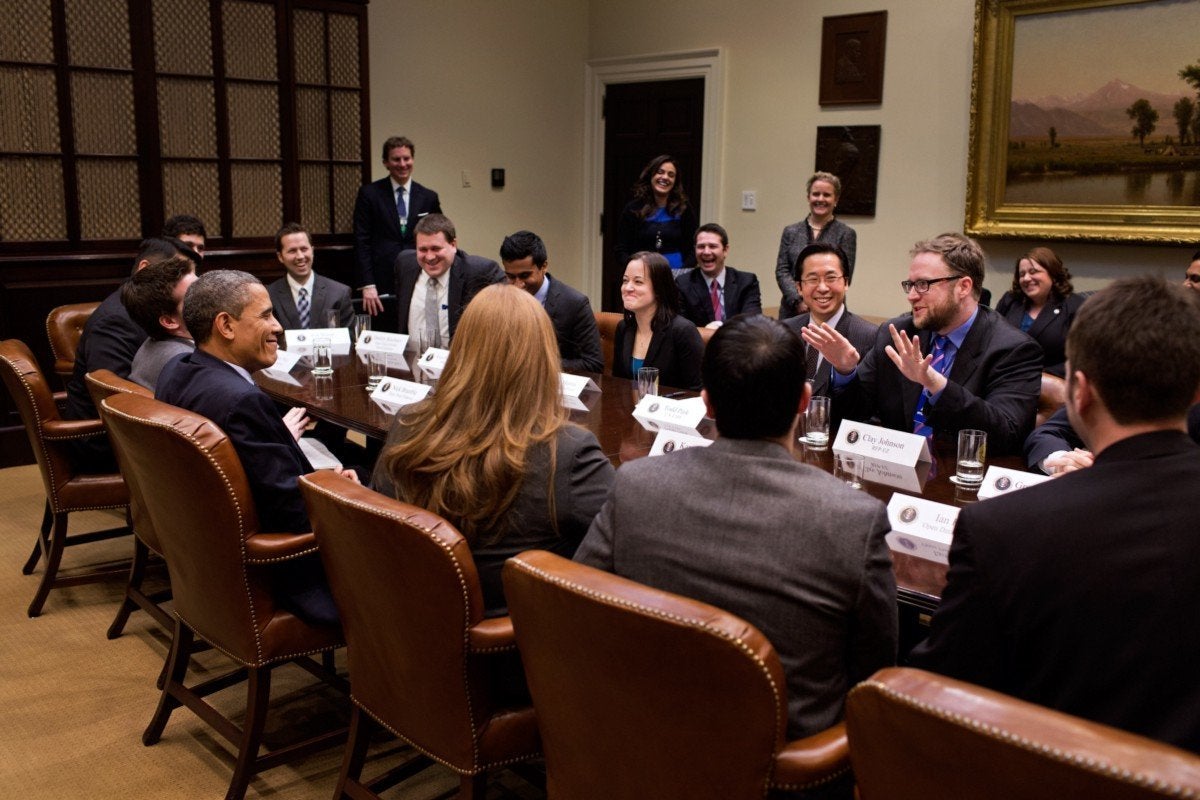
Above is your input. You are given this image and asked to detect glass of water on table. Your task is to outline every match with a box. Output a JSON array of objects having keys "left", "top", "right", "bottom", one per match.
[{"left": 956, "top": 429, "right": 987, "bottom": 487}]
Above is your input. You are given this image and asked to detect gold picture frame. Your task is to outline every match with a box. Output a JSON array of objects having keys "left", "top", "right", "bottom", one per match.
[{"left": 965, "top": 0, "right": 1200, "bottom": 243}]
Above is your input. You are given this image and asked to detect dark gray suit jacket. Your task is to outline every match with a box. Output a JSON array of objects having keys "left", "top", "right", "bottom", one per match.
[
  {"left": 775, "top": 218, "right": 857, "bottom": 317},
  {"left": 783, "top": 308, "right": 878, "bottom": 398},
  {"left": 576, "top": 437, "right": 897, "bottom": 739},
  {"left": 267, "top": 274, "right": 354, "bottom": 331},
  {"left": 675, "top": 266, "right": 763, "bottom": 326},
  {"left": 544, "top": 276, "right": 603, "bottom": 373},
  {"left": 393, "top": 249, "right": 505, "bottom": 340}
]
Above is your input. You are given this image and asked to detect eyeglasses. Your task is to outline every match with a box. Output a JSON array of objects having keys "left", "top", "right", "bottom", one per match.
[
  {"left": 1185, "top": 273, "right": 1200, "bottom": 285},
  {"left": 798, "top": 274, "right": 846, "bottom": 287},
  {"left": 900, "top": 276, "right": 961, "bottom": 294}
]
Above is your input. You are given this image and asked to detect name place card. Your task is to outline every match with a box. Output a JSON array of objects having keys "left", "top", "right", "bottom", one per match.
[
  {"left": 356, "top": 330, "right": 409, "bottom": 355},
  {"left": 560, "top": 373, "right": 601, "bottom": 411},
  {"left": 370, "top": 378, "right": 432, "bottom": 414},
  {"left": 834, "top": 420, "right": 931, "bottom": 468},
  {"left": 298, "top": 436, "right": 342, "bottom": 471},
  {"left": 854, "top": 454, "right": 932, "bottom": 494},
  {"left": 885, "top": 494, "right": 959, "bottom": 564},
  {"left": 284, "top": 327, "right": 352, "bottom": 353},
  {"left": 649, "top": 430, "right": 713, "bottom": 456},
  {"left": 258, "top": 348, "right": 303, "bottom": 383},
  {"left": 975, "top": 465, "right": 1052, "bottom": 500},
  {"left": 416, "top": 347, "right": 450, "bottom": 379},
  {"left": 632, "top": 394, "right": 706, "bottom": 435}
]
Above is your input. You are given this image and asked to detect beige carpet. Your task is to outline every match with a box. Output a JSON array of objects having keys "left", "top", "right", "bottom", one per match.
[{"left": 0, "top": 464, "right": 541, "bottom": 799}]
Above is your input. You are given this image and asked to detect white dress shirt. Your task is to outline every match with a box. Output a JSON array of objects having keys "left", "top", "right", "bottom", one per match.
[{"left": 408, "top": 268, "right": 452, "bottom": 351}]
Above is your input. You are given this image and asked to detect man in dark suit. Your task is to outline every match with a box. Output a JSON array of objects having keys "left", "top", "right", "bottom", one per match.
[
  {"left": 499, "top": 230, "right": 603, "bottom": 373},
  {"left": 912, "top": 276, "right": 1200, "bottom": 754},
  {"left": 64, "top": 237, "right": 200, "bottom": 471},
  {"left": 157, "top": 270, "right": 360, "bottom": 626},
  {"left": 352, "top": 135, "right": 442, "bottom": 331},
  {"left": 809, "top": 233, "right": 1042, "bottom": 455},
  {"left": 395, "top": 214, "right": 504, "bottom": 349},
  {"left": 266, "top": 222, "right": 354, "bottom": 331},
  {"left": 675, "top": 223, "right": 762, "bottom": 327},
  {"left": 577, "top": 315, "right": 896, "bottom": 747}
]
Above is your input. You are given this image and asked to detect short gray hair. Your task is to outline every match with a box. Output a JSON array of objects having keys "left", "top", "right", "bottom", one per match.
[{"left": 183, "top": 270, "right": 261, "bottom": 345}]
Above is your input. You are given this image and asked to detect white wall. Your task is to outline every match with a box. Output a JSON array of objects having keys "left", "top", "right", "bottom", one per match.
[{"left": 367, "top": 1, "right": 589, "bottom": 284}]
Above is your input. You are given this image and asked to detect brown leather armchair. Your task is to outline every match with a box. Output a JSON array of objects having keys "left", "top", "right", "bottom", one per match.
[
  {"left": 99, "top": 392, "right": 345, "bottom": 800},
  {"left": 0, "top": 339, "right": 129, "bottom": 617},
  {"left": 502, "top": 550, "right": 850, "bottom": 800},
  {"left": 85, "top": 369, "right": 172, "bottom": 638},
  {"left": 846, "top": 667, "right": 1200, "bottom": 800},
  {"left": 46, "top": 301, "right": 100, "bottom": 382},
  {"left": 299, "top": 470, "right": 541, "bottom": 800},
  {"left": 594, "top": 310, "right": 622, "bottom": 374},
  {"left": 1038, "top": 371, "right": 1067, "bottom": 427}
]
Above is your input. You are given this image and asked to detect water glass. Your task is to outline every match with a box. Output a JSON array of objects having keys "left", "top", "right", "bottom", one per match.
[
  {"left": 836, "top": 453, "right": 865, "bottom": 489},
  {"left": 637, "top": 366, "right": 660, "bottom": 398},
  {"left": 804, "top": 395, "right": 831, "bottom": 448},
  {"left": 312, "top": 337, "right": 333, "bottom": 376},
  {"left": 353, "top": 313, "right": 371, "bottom": 341},
  {"left": 956, "top": 429, "right": 987, "bottom": 486},
  {"left": 367, "top": 350, "right": 388, "bottom": 389},
  {"left": 313, "top": 375, "right": 334, "bottom": 401}
]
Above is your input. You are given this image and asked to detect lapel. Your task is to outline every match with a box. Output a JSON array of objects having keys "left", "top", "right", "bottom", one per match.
[
  {"left": 395, "top": 255, "right": 421, "bottom": 334},
  {"left": 619, "top": 317, "right": 635, "bottom": 371},
  {"left": 1025, "top": 297, "right": 1061, "bottom": 340},
  {"left": 447, "top": 252, "right": 468, "bottom": 331},
  {"left": 377, "top": 179, "right": 403, "bottom": 238},
  {"left": 308, "top": 277, "right": 327, "bottom": 325},
  {"left": 689, "top": 270, "right": 715, "bottom": 325},
  {"left": 644, "top": 321, "right": 667, "bottom": 366},
  {"left": 720, "top": 269, "right": 737, "bottom": 320},
  {"left": 946, "top": 309, "right": 988, "bottom": 388},
  {"left": 896, "top": 319, "right": 927, "bottom": 423},
  {"left": 271, "top": 281, "right": 301, "bottom": 329}
]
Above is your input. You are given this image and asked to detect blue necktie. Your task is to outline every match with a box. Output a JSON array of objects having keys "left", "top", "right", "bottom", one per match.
[
  {"left": 912, "top": 335, "right": 951, "bottom": 438},
  {"left": 396, "top": 186, "right": 408, "bottom": 235},
  {"left": 297, "top": 287, "right": 310, "bottom": 329}
]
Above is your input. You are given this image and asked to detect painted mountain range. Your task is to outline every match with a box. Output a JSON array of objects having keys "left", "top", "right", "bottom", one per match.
[{"left": 1010, "top": 78, "right": 1189, "bottom": 138}]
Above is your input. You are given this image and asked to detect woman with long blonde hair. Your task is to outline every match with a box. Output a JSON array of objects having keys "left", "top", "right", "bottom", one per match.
[{"left": 372, "top": 284, "right": 614, "bottom": 613}]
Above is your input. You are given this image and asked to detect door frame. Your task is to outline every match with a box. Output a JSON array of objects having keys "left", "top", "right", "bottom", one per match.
[{"left": 582, "top": 48, "right": 725, "bottom": 303}]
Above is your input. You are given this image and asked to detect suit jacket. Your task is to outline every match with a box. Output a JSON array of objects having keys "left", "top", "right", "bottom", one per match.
[
  {"left": 675, "top": 266, "right": 763, "bottom": 326},
  {"left": 614, "top": 201, "right": 699, "bottom": 269},
  {"left": 612, "top": 314, "right": 703, "bottom": 391},
  {"left": 782, "top": 308, "right": 878, "bottom": 398},
  {"left": 774, "top": 218, "right": 857, "bottom": 317},
  {"left": 156, "top": 349, "right": 313, "bottom": 533},
  {"left": 351, "top": 177, "right": 441, "bottom": 294},
  {"left": 995, "top": 291, "right": 1087, "bottom": 377},
  {"left": 394, "top": 249, "right": 505, "bottom": 340},
  {"left": 911, "top": 430, "right": 1200, "bottom": 753},
  {"left": 1025, "top": 403, "right": 1200, "bottom": 470},
  {"left": 576, "top": 437, "right": 897, "bottom": 739},
  {"left": 373, "top": 424, "right": 614, "bottom": 616},
  {"left": 267, "top": 274, "right": 355, "bottom": 331},
  {"left": 128, "top": 337, "right": 194, "bottom": 391},
  {"left": 837, "top": 306, "right": 1043, "bottom": 455},
  {"left": 543, "top": 276, "right": 604, "bottom": 373}
]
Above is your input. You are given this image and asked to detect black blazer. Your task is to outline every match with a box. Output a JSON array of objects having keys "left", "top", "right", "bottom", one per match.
[
  {"left": 837, "top": 306, "right": 1043, "bottom": 455},
  {"left": 267, "top": 274, "right": 355, "bottom": 331},
  {"left": 995, "top": 291, "right": 1087, "bottom": 377},
  {"left": 675, "top": 266, "right": 763, "bottom": 326},
  {"left": 783, "top": 308, "right": 878, "bottom": 398},
  {"left": 912, "top": 430, "right": 1200, "bottom": 753},
  {"left": 1025, "top": 403, "right": 1200, "bottom": 471},
  {"left": 394, "top": 249, "right": 505, "bottom": 340},
  {"left": 612, "top": 314, "right": 704, "bottom": 391},
  {"left": 351, "top": 177, "right": 441, "bottom": 294},
  {"left": 614, "top": 201, "right": 699, "bottom": 270},
  {"left": 544, "top": 276, "right": 604, "bottom": 373}
]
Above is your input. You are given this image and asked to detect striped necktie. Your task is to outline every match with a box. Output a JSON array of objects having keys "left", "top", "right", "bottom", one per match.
[
  {"left": 912, "top": 335, "right": 951, "bottom": 438},
  {"left": 297, "top": 287, "right": 310, "bottom": 329}
]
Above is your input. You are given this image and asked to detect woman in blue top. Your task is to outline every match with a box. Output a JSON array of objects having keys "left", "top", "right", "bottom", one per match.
[
  {"left": 612, "top": 251, "right": 703, "bottom": 391},
  {"left": 615, "top": 155, "right": 699, "bottom": 276},
  {"left": 995, "top": 246, "right": 1085, "bottom": 378}
]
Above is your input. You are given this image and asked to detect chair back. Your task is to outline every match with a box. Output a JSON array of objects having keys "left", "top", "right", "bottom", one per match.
[
  {"left": 300, "top": 470, "right": 500, "bottom": 771},
  {"left": 46, "top": 301, "right": 100, "bottom": 378},
  {"left": 502, "top": 550, "right": 789, "bottom": 800},
  {"left": 594, "top": 311, "right": 622, "bottom": 374},
  {"left": 87, "top": 370, "right": 158, "bottom": 551},
  {"left": 1037, "top": 372, "right": 1067, "bottom": 427},
  {"left": 0, "top": 339, "right": 80, "bottom": 505},
  {"left": 846, "top": 667, "right": 1200, "bottom": 800},
  {"left": 100, "top": 392, "right": 279, "bottom": 662}
]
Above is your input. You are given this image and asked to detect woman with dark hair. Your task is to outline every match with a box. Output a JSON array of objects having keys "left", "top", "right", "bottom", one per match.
[
  {"left": 612, "top": 251, "right": 703, "bottom": 390},
  {"left": 614, "top": 155, "right": 699, "bottom": 275},
  {"left": 995, "top": 246, "right": 1085, "bottom": 377},
  {"left": 372, "top": 284, "right": 614, "bottom": 615},
  {"left": 775, "top": 171, "right": 857, "bottom": 320}
]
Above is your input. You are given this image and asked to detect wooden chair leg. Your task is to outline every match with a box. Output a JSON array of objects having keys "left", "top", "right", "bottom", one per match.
[
  {"left": 143, "top": 621, "right": 193, "bottom": 746},
  {"left": 22, "top": 501, "right": 52, "bottom": 575},
  {"left": 225, "top": 666, "right": 271, "bottom": 800},
  {"left": 458, "top": 772, "right": 488, "bottom": 799},
  {"left": 107, "top": 536, "right": 151, "bottom": 639},
  {"left": 334, "top": 707, "right": 375, "bottom": 800},
  {"left": 27, "top": 511, "right": 67, "bottom": 617}
]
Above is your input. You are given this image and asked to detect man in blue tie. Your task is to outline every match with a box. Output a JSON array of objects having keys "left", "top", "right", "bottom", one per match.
[{"left": 805, "top": 232, "right": 1041, "bottom": 454}]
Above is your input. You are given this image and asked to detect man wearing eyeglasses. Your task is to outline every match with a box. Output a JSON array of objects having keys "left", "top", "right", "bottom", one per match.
[
  {"left": 1183, "top": 250, "right": 1200, "bottom": 292},
  {"left": 805, "top": 232, "right": 1042, "bottom": 455}
]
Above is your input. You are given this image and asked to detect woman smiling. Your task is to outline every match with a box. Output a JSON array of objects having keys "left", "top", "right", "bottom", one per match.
[{"left": 995, "top": 247, "right": 1085, "bottom": 377}]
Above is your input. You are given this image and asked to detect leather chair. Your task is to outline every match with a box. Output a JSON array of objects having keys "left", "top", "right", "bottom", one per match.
[
  {"left": 1037, "top": 371, "right": 1067, "bottom": 427},
  {"left": 298, "top": 471, "right": 541, "bottom": 800},
  {"left": 0, "top": 339, "right": 130, "bottom": 617},
  {"left": 502, "top": 550, "right": 850, "bottom": 800},
  {"left": 46, "top": 301, "right": 100, "bottom": 382},
  {"left": 594, "top": 310, "right": 622, "bottom": 374},
  {"left": 847, "top": 667, "right": 1200, "bottom": 800},
  {"left": 85, "top": 369, "right": 173, "bottom": 638},
  {"left": 99, "top": 392, "right": 346, "bottom": 800}
]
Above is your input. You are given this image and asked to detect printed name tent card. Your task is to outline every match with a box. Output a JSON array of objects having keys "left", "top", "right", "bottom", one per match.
[
  {"left": 356, "top": 330, "right": 408, "bottom": 355},
  {"left": 284, "top": 327, "right": 352, "bottom": 353},
  {"left": 885, "top": 494, "right": 959, "bottom": 564},
  {"left": 370, "top": 378, "right": 432, "bottom": 414},
  {"left": 833, "top": 420, "right": 931, "bottom": 467},
  {"left": 560, "top": 373, "right": 601, "bottom": 411},
  {"left": 975, "top": 465, "right": 1052, "bottom": 500},
  {"left": 649, "top": 430, "right": 713, "bottom": 456},
  {"left": 258, "top": 348, "right": 303, "bottom": 384},
  {"left": 632, "top": 395, "right": 705, "bottom": 435},
  {"left": 415, "top": 347, "right": 450, "bottom": 379}
]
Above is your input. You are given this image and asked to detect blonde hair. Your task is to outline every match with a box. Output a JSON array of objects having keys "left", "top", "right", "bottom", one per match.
[{"left": 381, "top": 284, "right": 568, "bottom": 541}]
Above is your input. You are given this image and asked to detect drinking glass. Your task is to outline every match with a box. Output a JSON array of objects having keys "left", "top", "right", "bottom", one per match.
[
  {"left": 367, "top": 350, "right": 388, "bottom": 390},
  {"left": 312, "top": 337, "right": 333, "bottom": 376},
  {"left": 637, "top": 367, "right": 660, "bottom": 399},
  {"left": 804, "top": 396, "right": 831, "bottom": 448},
  {"left": 956, "top": 429, "right": 987, "bottom": 486}
]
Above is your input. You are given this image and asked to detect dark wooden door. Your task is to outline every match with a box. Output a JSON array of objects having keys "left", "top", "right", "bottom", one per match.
[{"left": 601, "top": 78, "right": 705, "bottom": 312}]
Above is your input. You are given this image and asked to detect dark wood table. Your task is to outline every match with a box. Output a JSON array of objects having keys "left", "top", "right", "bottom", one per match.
[{"left": 255, "top": 350, "right": 1031, "bottom": 638}]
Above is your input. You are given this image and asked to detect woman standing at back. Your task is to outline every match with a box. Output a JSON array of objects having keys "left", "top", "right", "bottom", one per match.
[
  {"left": 775, "top": 171, "right": 857, "bottom": 320},
  {"left": 615, "top": 154, "right": 699, "bottom": 276}
]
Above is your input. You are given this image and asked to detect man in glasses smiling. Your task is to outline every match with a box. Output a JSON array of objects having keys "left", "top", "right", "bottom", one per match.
[{"left": 805, "top": 232, "right": 1042, "bottom": 455}]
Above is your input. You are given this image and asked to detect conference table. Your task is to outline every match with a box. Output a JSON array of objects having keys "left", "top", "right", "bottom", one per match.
[{"left": 256, "top": 346, "right": 1031, "bottom": 645}]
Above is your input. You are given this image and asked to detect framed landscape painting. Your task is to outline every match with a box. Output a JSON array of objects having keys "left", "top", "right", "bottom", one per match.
[{"left": 964, "top": 0, "right": 1200, "bottom": 243}]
